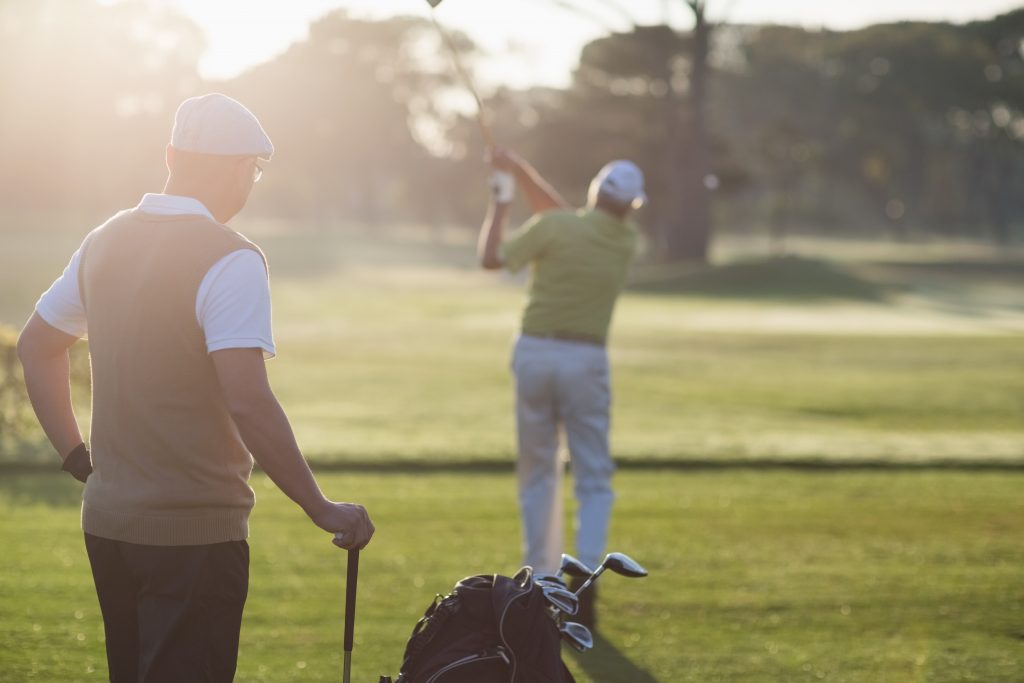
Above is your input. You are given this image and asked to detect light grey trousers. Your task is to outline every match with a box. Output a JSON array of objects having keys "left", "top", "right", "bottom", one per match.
[{"left": 511, "top": 334, "right": 615, "bottom": 575}]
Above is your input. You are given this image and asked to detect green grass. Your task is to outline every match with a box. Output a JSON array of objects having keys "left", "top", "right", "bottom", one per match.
[
  {"left": 261, "top": 259, "right": 1024, "bottom": 464},
  {"left": 2, "top": 223, "right": 1023, "bottom": 681},
  {"left": 268, "top": 308, "right": 1024, "bottom": 464},
  {"left": 2, "top": 225, "right": 1023, "bottom": 464},
  {"left": 1, "top": 470, "right": 1022, "bottom": 682}
]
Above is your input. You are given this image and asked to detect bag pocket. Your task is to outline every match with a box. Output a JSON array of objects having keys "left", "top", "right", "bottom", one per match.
[{"left": 426, "top": 651, "right": 509, "bottom": 683}]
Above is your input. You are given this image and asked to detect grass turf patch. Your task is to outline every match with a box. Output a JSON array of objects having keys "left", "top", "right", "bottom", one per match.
[
  {"left": 265, "top": 285, "right": 1024, "bottom": 463},
  {"left": 1, "top": 470, "right": 1022, "bottom": 682},
  {"left": 2, "top": 227, "right": 1022, "bottom": 465}
]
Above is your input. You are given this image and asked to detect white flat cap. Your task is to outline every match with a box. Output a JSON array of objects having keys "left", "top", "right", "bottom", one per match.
[{"left": 170, "top": 93, "right": 274, "bottom": 159}]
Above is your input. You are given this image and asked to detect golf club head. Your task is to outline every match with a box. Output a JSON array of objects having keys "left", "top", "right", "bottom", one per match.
[
  {"left": 533, "top": 573, "right": 567, "bottom": 587},
  {"left": 559, "top": 621, "right": 594, "bottom": 652},
  {"left": 603, "top": 552, "right": 648, "bottom": 578},
  {"left": 540, "top": 585, "right": 580, "bottom": 616},
  {"left": 559, "top": 554, "right": 593, "bottom": 579}
]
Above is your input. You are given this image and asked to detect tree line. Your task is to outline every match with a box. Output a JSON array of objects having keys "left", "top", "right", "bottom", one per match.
[{"left": 1, "top": 1, "right": 1021, "bottom": 262}]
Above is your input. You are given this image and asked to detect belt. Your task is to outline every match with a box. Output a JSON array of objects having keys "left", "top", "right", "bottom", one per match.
[{"left": 523, "top": 332, "right": 606, "bottom": 348}]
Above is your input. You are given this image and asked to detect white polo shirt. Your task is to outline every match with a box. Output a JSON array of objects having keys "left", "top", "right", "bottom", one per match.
[{"left": 35, "top": 194, "right": 276, "bottom": 359}]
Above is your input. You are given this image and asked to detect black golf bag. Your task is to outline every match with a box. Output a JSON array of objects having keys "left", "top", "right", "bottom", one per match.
[{"left": 380, "top": 567, "right": 575, "bottom": 683}]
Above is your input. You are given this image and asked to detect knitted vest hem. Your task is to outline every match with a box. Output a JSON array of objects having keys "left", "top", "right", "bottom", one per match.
[{"left": 82, "top": 501, "right": 249, "bottom": 546}]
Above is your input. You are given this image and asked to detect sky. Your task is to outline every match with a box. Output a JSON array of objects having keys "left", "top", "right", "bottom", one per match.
[{"left": 154, "top": 0, "right": 1024, "bottom": 88}]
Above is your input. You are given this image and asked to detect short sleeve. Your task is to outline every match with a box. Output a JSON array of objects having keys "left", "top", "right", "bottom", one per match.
[
  {"left": 499, "top": 213, "right": 555, "bottom": 274},
  {"left": 35, "top": 244, "right": 88, "bottom": 339},
  {"left": 197, "top": 250, "right": 276, "bottom": 359}
]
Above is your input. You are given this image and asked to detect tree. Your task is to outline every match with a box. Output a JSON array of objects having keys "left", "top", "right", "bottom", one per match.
[
  {"left": 671, "top": 1, "right": 714, "bottom": 262},
  {"left": 223, "top": 12, "right": 464, "bottom": 226},
  {"left": 537, "top": 0, "right": 732, "bottom": 262},
  {"left": 714, "top": 14, "right": 1024, "bottom": 243},
  {"left": 0, "top": 0, "right": 203, "bottom": 213}
]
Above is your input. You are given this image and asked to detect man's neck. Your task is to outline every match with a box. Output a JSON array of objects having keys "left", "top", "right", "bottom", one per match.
[
  {"left": 162, "top": 181, "right": 226, "bottom": 223},
  {"left": 594, "top": 201, "right": 631, "bottom": 221}
]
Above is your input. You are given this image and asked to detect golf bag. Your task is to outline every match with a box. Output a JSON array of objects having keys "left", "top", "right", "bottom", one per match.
[{"left": 380, "top": 567, "right": 575, "bottom": 683}]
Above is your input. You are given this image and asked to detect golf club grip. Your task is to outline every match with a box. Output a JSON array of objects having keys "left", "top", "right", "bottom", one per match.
[{"left": 344, "top": 549, "right": 359, "bottom": 653}]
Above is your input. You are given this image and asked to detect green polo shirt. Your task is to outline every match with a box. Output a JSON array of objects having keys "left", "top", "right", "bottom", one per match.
[{"left": 500, "top": 208, "right": 638, "bottom": 341}]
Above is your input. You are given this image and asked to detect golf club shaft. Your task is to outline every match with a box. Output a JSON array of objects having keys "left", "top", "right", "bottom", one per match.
[
  {"left": 344, "top": 549, "right": 359, "bottom": 683},
  {"left": 428, "top": 11, "right": 496, "bottom": 148},
  {"left": 572, "top": 565, "right": 606, "bottom": 597}
]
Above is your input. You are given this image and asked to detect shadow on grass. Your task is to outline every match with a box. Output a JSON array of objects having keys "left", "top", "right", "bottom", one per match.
[
  {"left": 4, "top": 457, "right": 1024, "bottom": 482},
  {"left": 2, "top": 455, "right": 1021, "bottom": 507},
  {"left": 298, "top": 458, "right": 1024, "bottom": 473},
  {"left": 629, "top": 256, "right": 891, "bottom": 302},
  {"left": 866, "top": 259, "right": 1024, "bottom": 281},
  {"left": 568, "top": 631, "right": 659, "bottom": 683}
]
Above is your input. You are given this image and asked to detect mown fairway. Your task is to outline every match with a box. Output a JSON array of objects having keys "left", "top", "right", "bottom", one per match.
[
  {"left": 1, "top": 470, "right": 1022, "bottom": 682},
  {"left": 2, "top": 222, "right": 1023, "bottom": 681},
  {"left": 3, "top": 226, "right": 1023, "bottom": 465}
]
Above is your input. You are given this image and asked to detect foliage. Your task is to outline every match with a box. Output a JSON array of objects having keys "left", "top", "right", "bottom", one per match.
[
  {"left": 0, "top": 324, "right": 90, "bottom": 459},
  {"left": 710, "top": 14, "right": 1024, "bottom": 243},
  {"left": 222, "top": 13, "right": 468, "bottom": 227},
  {"left": 496, "top": 11, "right": 1024, "bottom": 250},
  {"left": 1, "top": 3, "right": 1022, "bottom": 248},
  {"left": 0, "top": 0, "right": 203, "bottom": 212},
  {"left": 0, "top": 326, "right": 28, "bottom": 446}
]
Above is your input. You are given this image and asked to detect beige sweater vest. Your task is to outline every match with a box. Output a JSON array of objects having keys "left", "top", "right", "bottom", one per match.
[{"left": 78, "top": 210, "right": 263, "bottom": 545}]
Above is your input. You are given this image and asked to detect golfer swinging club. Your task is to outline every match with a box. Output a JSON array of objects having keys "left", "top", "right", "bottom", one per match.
[
  {"left": 17, "top": 93, "right": 374, "bottom": 682},
  {"left": 478, "top": 147, "right": 645, "bottom": 627}
]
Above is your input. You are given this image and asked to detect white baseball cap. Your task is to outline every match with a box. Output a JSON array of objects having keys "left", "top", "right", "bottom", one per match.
[
  {"left": 170, "top": 93, "right": 274, "bottom": 159},
  {"left": 589, "top": 160, "right": 646, "bottom": 209}
]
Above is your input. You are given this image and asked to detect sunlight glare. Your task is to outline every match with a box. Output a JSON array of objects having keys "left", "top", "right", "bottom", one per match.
[{"left": 151, "top": 0, "right": 1024, "bottom": 89}]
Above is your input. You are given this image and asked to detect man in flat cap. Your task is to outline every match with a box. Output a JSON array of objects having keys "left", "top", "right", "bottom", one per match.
[
  {"left": 478, "top": 147, "right": 645, "bottom": 628},
  {"left": 17, "top": 93, "right": 374, "bottom": 682}
]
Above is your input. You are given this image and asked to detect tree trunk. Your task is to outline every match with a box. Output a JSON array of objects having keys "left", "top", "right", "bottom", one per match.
[
  {"left": 653, "top": 26, "right": 683, "bottom": 259},
  {"left": 663, "top": 1, "right": 712, "bottom": 263}
]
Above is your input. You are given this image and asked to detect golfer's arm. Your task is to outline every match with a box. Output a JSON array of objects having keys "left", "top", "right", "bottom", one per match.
[
  {"left": 212, "top": 348, "right": 330, "bottom": 520},
  {"left": 478, "top": 200, "right": 511, "bottom": 270},
  {"left": 511, "top": 158, "right": 570, "bottom": 214},
  {"left": 17, "top": 313, "right": 84, "bottom": 460}
]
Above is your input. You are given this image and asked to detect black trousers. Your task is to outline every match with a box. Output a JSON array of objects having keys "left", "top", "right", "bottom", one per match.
[{"left": 84, "top": 533, "right": 249, "bottom": 683}]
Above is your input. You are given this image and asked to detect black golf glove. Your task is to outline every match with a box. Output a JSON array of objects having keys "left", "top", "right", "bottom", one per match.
[{"left": 61, "top": 443, "right": 93, "bottom": 483}]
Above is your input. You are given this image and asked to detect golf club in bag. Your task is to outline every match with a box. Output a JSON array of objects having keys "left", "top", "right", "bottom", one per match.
[{"left": 377, "top": 552, "right": 648, "bottom": 683}]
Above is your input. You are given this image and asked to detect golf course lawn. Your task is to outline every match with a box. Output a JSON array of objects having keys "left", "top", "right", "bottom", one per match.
[
  {"left": 1, "top": 469, "right": 1022, "bottom": 682},
  {"left": 2, "top": 226, "right": 1022, "bottom": 681},
  {"left": 3, "top": 226, "right": 1023, "bottom": 467}
]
